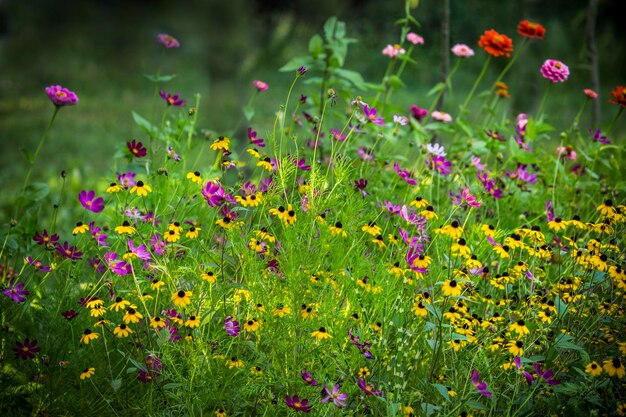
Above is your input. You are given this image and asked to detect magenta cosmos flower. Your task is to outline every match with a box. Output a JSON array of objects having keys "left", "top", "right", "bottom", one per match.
[
  {"left": 321, "top": 383, "right": 348, "bottom": 407},
  {"left": 394, "top": 162, "right": 417, "bottom": 185},
  {"left": 45, "top": 85, "right": 78, "bottom": 107},
  {"left": 157, "top": 33, "right": 180, "bottom": 48},
  {"left": 127, "top": 140, "right": 147, "bottom": 158},
  {"left": 3, "top": 279, "right": 29, "bottom": 303},
  {"left": 540, "top": 59, "right": 569, "bottom": 83},
  {"left": 159, "top": 90, "right": 186, "bottom": 106},
  {"left": 78, "top": 190, "right": 105, "bottom": 213},
  {"left": 471, "top": 369, "right": 493, "bottom": 398},
  {"left": 224, "top": 316, "right": 241, "bottom": 336}
]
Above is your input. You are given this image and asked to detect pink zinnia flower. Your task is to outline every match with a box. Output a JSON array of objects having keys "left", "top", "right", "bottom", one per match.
[
  {"left": 252, "top": 80, "right": 268, "bottom": 91},
  {"left": 45, "top": 85, "right": 78, "bottom": 107},
  {"left": 157, "top": 33, "right": 180, "bottom": 48},
  {"left": 382, "top": 44, "right": 406, "bottom": 58},
  {"left": 431, "top": 111, "right": 452, "bottom": 122},
  {"left": 583, "top": 88, "right": 598, "bottom": 99},
  {"left": 540, "top": 59, "right": 569, "bottom": 83},
  {"left": 451, "top": 43, "right": 475, "bottom": 57},
  {"left": 406, "top": 32, "right": 424, "bottom": 45}
]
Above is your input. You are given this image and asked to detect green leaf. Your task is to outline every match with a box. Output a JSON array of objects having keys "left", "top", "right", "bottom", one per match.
[
  {"left": 397, "top": 54, "right": 418, "bottom": 65},
  {"left": 21, "top": 148, "right": 32, "bottom": 164},
  {"left": 426, "top": 82, "right": 445, "bottom": 96},
  {"left": 334, "top": 68, "right": 367, "bottom": 90},
  {"left": 388, "top": 75, "right": 405, "bottom": 90},
  {"left": 323, "top": 17, "right": 338, "bottom": 40},
  {"left": 308, "top": 34, "right": 324, "bottom": 59},
  {"left": 111, "top": 378, "right": 122, "bottom": 391},
  {"left": 433, "top": 383, "right": 450, "bottom": 401},
  {"left": 143, "top": 74, "right": 177, "bottom": 83},
  {"left": 131, "top": 111, "right": 155, "bottom": 136},
  {"left": 243, "top": 104, "right": 255, "bottom": 121},
  {"left": 279, "top": 56, "right": 315, "bottom": 72},
  {"left": 26, "top": 182, "right": 50, "bottom": 202}
]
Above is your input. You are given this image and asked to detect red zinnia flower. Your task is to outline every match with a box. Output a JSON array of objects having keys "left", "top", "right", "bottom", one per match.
[
  {"left": 478, "top": 29, "right": 513, "bottom": 58},
  {"left": 517, "top": 20, "right": 546, "bottom": 39},
  {"left": 608, "top": 86, "right": 626, "bottom": 108}
]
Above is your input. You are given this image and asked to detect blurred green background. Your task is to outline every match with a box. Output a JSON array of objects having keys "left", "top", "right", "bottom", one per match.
[{"left": 0, "top": 0, "right": 623, "bottom": 214}]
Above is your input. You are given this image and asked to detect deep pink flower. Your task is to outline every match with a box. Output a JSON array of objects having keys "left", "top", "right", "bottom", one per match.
[
  {"left": 247, "top": 127, "right": 266, "bottom": 147},
  {"left": 78, "top": 190, "right": 104, "bottom": 213},
  {"left": 45, "top": 85, "right": 78, "bottom": 107},
  {"left": 104, "top": 251, "right": 131, "bottom": 276},
  {"left": 357, "top": 378, "right": 383, "bottom": 396},
  {"left": 301, "top": 369, "right": 319, "bottom": 386},
  {"left": 157, "top": 33, "right": 180, "bottom": 48},
  {"left": 393, "top": 162, "right": 417, "bottom": 185},
  {"left": 409, "top": 105, "right": 428, "bottom": 122},
  {"left": 252, "top": 80, "right": 268, "bottom": 91},
  {"left": 540, "top": 59, "right": 569, "bottom": 83},
  {"left": 471, "top": 369, "right": 493, "bottom": 398},
  {"left": 429, "top": 156, "right": 452, "bottom": 176},
  {"left": 583, "top": 88, "right": 598, "bottom": 99},
  {"left": 330, "top": 128, "right": 346, "bottom": 142},
  {"left": 202, "top": 181, "right": 226, "bottom": 207},
  {"left": 451, "top": 187, "right": 481, "bottom": 208},
  {"left": 159, "top": 90, "right": 186, "bottom": 106},
  {"left": 363, "top": 105, "right": 384, "bottom": 125}
]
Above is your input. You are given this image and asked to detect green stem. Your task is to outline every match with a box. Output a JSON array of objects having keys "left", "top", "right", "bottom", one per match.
[
  {"left": 605, "top": 106, "right": 624, "bottom": 136},
  {"left": 17, "top": 106, "right": 59, "bottom": 217},
  {"left": 535, "top": 82, "right": 552, "bottom": 119},
  {"left": 491, "top": 38, "right": 528, "bottom": 90},
  {"left": 459, "top": 56, "right": 491, "bottom": 116}
]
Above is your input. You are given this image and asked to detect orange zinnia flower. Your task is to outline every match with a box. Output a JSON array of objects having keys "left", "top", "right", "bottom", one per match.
[
  {"left": 517, "top": 20, "right": 546, "bottom": 39},
  {"left": 608, "top": 86, "right": 626, "bottom": 108},
  {"left": 478, "top": 29, "right": 513, "bottom": 58}
]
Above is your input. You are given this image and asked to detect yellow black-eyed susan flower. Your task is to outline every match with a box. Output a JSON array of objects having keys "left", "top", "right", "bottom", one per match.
[
  {"left": 509, "top": 319, "right": 530, "bottom": 336},
  {"left": 419, "top": 205, "right": 438, "bottom": 220},
  {"left": 272, "top": 304, "right": 291, "bottom": 317},
  {"left": 113, "top": 323, "right": 133, "bottom": 337},
  {"left": 244, "top": 318, "right": 261, "bottom": 332},
  {"left": 187, "top": 171, "right": 203, "bottom": 184},
  {"left": 72, "top": 222, "right": 89, "bottom": 235},
  {"left": 109, "top": 297, "right": 131, "bottom": 312},
  {"left": 172, "top": 290, "right": 192, "bottom": 308},
  {"left": 122, "top": 308, "right": 143, "bottom": 324},
  {"left": 362, "top": 221, "right": 382, "bottom": 236},
  {"left": 150, "top": 316, "right": 166, "bottom": 329},
  {"left": 250, "top": 366, "right": 263, "bottom": 376},
  {"left": 257, "top": 157, "right": 273, "bottom": 172},
  {"left": 185, "top": 315, "right": 201, "bottom": 328},
  {"left": 585, "top": 361, "right": 603, "bottom": 377},
  {"left": 80, "top": 367, "right": 95, "bottom": 380},
  {"left": 507, "top": 340, "right": 524, "bottom": 356},
  {"left": 358, "top": 367, "right": 370, "bottom": 378},
  {"left": 311, "top": 327, "right": 333, "bottom": 340},
  {"left": 129, "top": 180, "right": 152, "bottom": 197},
  {"left": 80, "top": 328, "right": 99, "bottom": 345},
  {"left": 227, "top": 357, "right": 244, "bottom": 369},
  {"left": 210, "top": 136, "right": 230, "bottom": 151},
  {"left": 603, "top": 358, "right": 625, "bottom": 378},
  {"left": 106, "top": 182, "right": 124, "bottom": 193},
  {"left": 115, "top": 221, "right": 136, "bottom": 235},
  {"left": 150, "top": 278, "right": 165, "bottom": 290},
  {"left": 409, "top": 196, "right": 429, "bottom": 209},
  {"left": 186, "top": 226, "right": 201, "bottom": 239},
  {"left": 163, "top": 229, "right": 180, "bottom": 243},
  {"left": 330, "top": 221, "right": 347, "bottom": 237},
  {"left": 442, "top": 279, "right": 462, "bottom": 297},
  {"left": 215, "top": 409, "right": 228, "bottom": 417},
  {"left": 202, "top": 270, "right": 218, "bottom": 284}
]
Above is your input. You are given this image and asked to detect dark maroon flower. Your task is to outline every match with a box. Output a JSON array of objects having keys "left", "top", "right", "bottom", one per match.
[
  {"left": 127, "top": 140, "right": 147, "bottom": 158},
  {"left": 409, "top": 104, "right": 428, "bottom": 122},
  {"left": 3, "top": 279, "right": 29, "bottom": 303},
  {"left": 353, "top": 178, "right": 368, "bottom": 197},
  {"left": 285, "top": 394, "right": 312, "bottom": 413},
  {"left": 590, "top": 128, "right": 610, "bottom": 144},
  {"left": 14, "top": 338, "right": 40, "bottom": 360},
  {"left": 25, "top": 256, "right": 52, "bottom": 272},
  {"left": 78, "top": 190, "right": 105, "bottom": 213},
  {"left": 61, "top": 310, "right": 79, "bottom": 320},
  {"left": 33, "top": 229, "right": 59, "bottom": 246},
  {"left": 160, "top": 90, "right": 186, "bottom": 106}
]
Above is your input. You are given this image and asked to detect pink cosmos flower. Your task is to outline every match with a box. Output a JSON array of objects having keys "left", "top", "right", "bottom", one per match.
[
  {"left": 583, "top": 88, "right": 598, "bottom": 99},
  {"left": 451, "top": 43, "right": 475, "bottom": 57},
  {"left": 363, "top": 105, "right": 384, "bottom": 125},
  {"left": 540, "top": 59, "right": 569, "bottom": 83},
  {"left": 159, "top": 90, "right": 186, "bottom": 106},
  {"left": 45, "top": 85, "right": 78, "bottom": 107},
  {"left": 431, "top": 111, "right": 452, "bottom": 122},
  {"left": 451, "top": 187, "right": 481, "bottom": 208},
  {"left": 556, "top": 146, "right": 577, "bottom": 161},
  {"left": 252, "top": 80, "right": 268, "bottom": 91},
  {"left": 406, "top": 32, "right": 424, "bottom": 45},
  {"left": 157, "top": 33, "right": 180, "bottom": 48},
  {"left": 382, "top": 44, "right": 406, "bottom": 58},
  {"left": 393, "top": 162, "right": 417, "bottom": 185}
]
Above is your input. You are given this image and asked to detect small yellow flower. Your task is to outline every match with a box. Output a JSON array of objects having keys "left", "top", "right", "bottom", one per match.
[
  {"left": 106, "top": 182, "right": 124, "bottom": 193},
  {"left": 358, "top": 367, "right": 370, "bottom": 378},
  {"left": 311, "top": 327, "right": 333, "bottom": 340},
  {"left": 163, "top": 229, "right": 180, "bottom": 243},
  {"left": 409, "top": 196, "right": 429, "bottom": 209},
  {"left": 272, "top": 304, "right": 291, "bottom": 317},
  {"left": 441, "top": 279, "right": 462, "bottom": 297},
  {"left": 507, "top": 340, "right": 524, "bottom": 356},
  {"left": 509, "top": 319, "right": 530, "bottom": 336},
  {"left": 115, "top": 221, "right": 136, "bottom": 235},
  {"left": 227, "top": 357, "right": 244, "bottom": 369},
  {"left": 202, "top": 270, "right": 218, "bottom": 284},
  {"left": 215, "top": 409, "right": 228, "bottom": 417},
  {"left": 109, "top": 297, "right": 131, "bottom": 312},
  {"left": 210, "top": 136, "right": 230, "bottom": 151},
  {"left": 186, "top": 226, "right": 201, "bottom": 239},
  {"left": 80, "top": 367, "right": 95, "bottom": 380},
  {"left": 172, "top": 290, "right": 192, "bottom": 308},
  {"left": 585, "top": 361, "right": 603, "bottom": 377},
  {"left": 329, "top": 221, "right": 347, "bottom": 237},
  {"left": 603, "top": 358, "right": 625, "bottom": 378},
  {"left": 362, "top": 222, "right": 382, "bottom": 236},
  {"left": 150, "top": 278, "right": 165, "bottom": 290},
  {"left": 244, "top": 318, "right": 261, "bottom": 332},
  {"left": 80, "top": 329, "right": 99, "bottom": 345},
  {"left": 419, "top": 206, "right": 438, "bottom": 220},
  {"left": 257, "top": 157, "right": 273, "bottom": 172},
  {"left": 72, "top": 222, "right": 89, "bottom": 235},
  {"left": 150, "top": 316, "right": 167, "bottom": 329},
  {"left": 187, "top": 171, "right": 203, "bottom": 184},
  {"left": 129, "top": 180, "right": 152, "bottom": 197},
  {"left": 113, "top": 323, "right": 133, "bottom": 337},
  {"left": 122, "top": 308, "right": 144, "bottom": 324},
  {"left": 250, "top": 366, "right": 263, "bottom": 376}
]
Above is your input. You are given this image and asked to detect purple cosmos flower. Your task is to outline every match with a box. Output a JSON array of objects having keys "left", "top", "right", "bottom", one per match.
[
  {"left": 348, "top": 330, "right": 374, "bottom": 359},
  {"left": 127, "top": 140, "right": 147, "bottom": 158},
  {"left": 363, "top": 105, "right": 384, "bottom": 125},
  {"left": 117, "top": 171, "right": 137, "bottom": 189},
  {"left": 533, "top": 363, "right": 560, "bottom": 385},
  {"left": 409, "top": 104, "right": 428, "bottom": 122},
  {"left": 393, "top": 162, "right": 417, "bottom": 185},
  {"left": 471, "top": 369, "right": 493, "bottom": 398},
  {"left": 545, "top": 200, "right": 555, "bottom": 222},
  {"left": 357, "top": 378, "right": 383, "bottom": 396},
  {"left": 383, "top": 200, "right": 402, "bottom": 215},
  {"left": 127, "top": 240, "right": 151, "bottom": 262},
  {"left": 55, "top": 242, "right": 83, "bottom": 261},
  {"left": 393, "top": 114, "right": 409, "bottom": 125},
  {"left": 252, "top": 80, "right": 268, "bottom": 91},
  {"left": 157, "top": 33, "right": 180, "bottom": 48},
  {"left": 471, "top": 156, "right": 486, "bottom": 172},
  {"left": 89, "top": 222, "right": 109, "bottom": 246},
  {"left": 292, "top": 156, "right": 311, "bottom": 171},
  {"left": 429, "top": 156, "right": 452, "bottom": 176},
  {"left": 321, "top": 383, "right": 348, "bottom": 407},
  {"left": 357, "top": 147, "right": 375, "bottom": 161},
  {"left": 224, "top": 316, "right": 241, "bottom": 336},
  {"left": 25, "top": 256, "right": 52, "bottom": 272},
  {"left": 45, "top": 85, "right": 78, "bottom": 107},
  {"left": 485, "top": 129, "right": 506, "bottom": 142},
  {"left": 506, "top": 164, "right": 537, "bottom": 184},
  {"left": 330, "top": 129, "right": 347, "bottom": 142},
  {"left": 247, "top": 127, "right": 266, "bottom": 147},
  {"left": 160, "top": 89, "right": 186, "bottom": 106},
  {"left": 14, "top": 338, "right": 40, "bottom": 360},
  {"left": 202, "top": 181, "right": 226, "bottom": 207},
  {"left": 451, "top": 187, "right": 481, "bottom": 208},
  {"left": 590, "top": 128, "right": 610, "bottom": 144},
  {"left": 33, "top": 229, "right": 59, "bottom": 246},
  {"left": 104, "top": 251, "right": 131, "bottom": 276},
  {"left": 540, "top": 59, "right": 569, "bottom": 83},
  {"left": 150, "top": 234, "right": 166, "bottom": 256},
  {"left": 3, "top": 280, "right": 29, "bottom": 303},
  {"left": 297, "top": 66, "right": 308, "bottom": 76},
  {"left": 146, "top": 354, "right": 163, "bottom": 372},
  {"left": 285, "top": 394, "right": 312, "bottom": 413},
  {"left": 78, "top": 190, "right": 104, "bottom": 213},
  {"left": 167, "top": 146, "right": 182, "bottom": 161},
  {"left": 301, "top": 369, "right": 319, "bottom": 386}
]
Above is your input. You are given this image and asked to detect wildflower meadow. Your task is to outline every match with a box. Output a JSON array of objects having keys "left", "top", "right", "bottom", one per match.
[{"left": 1, "top": 3, "right": 625, "bottom": 417}]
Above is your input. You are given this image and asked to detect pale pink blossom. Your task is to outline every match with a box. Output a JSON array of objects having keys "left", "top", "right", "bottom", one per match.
[
  {"left": 451, "top": 43, "right": 475, "bottom": 58},
  {"left": 406, "top": 32, "right": 424, "bottom": 45},
  {"left": 431, "top": 111, "right": 452, "bottom": 123},
  {"left": 382, "top": 44, "right": 406, "bottom": 58}
]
